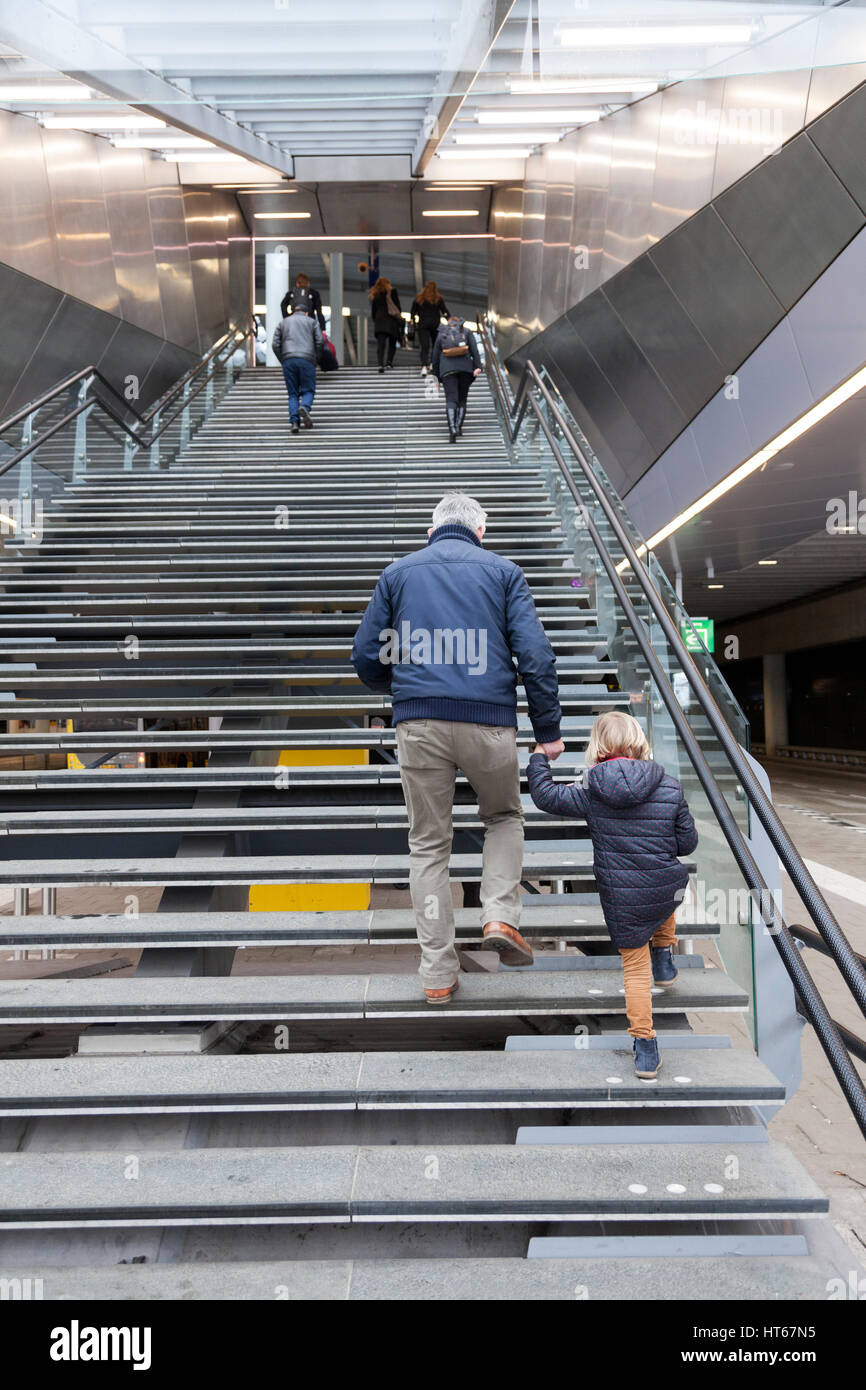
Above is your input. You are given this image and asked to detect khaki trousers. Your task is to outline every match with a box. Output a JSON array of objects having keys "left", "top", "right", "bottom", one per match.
[
  {"left": 618, "top": 913, "right": 678, "bottom": 1040},
  {"left": 395, "top": 719, "right": 524, "bottom": 987}
]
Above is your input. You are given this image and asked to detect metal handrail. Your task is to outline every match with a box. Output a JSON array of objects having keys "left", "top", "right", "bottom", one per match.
[
  {"left": 479, "top": 319, "right": 866, "bottom": 1139},
  {"left": 480, "top": 318, "right": 866, "bottom": 1022},
  {"left": 0, "top": 323, "right": 252, "bottom": 478}
]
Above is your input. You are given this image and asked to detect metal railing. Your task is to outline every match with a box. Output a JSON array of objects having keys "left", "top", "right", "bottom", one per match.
[
  {"left": 478, "top": 316, "right": 866, "bottom": 1140},
  {"left": 0, "top": 319, "right": 256, "bottom": 491}
]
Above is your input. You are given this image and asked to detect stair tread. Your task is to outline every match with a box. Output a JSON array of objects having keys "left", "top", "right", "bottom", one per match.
[
  {"left": 0, "top": 1142, "right": 826, "bottom": 1224},
  {"left": 0, "top": 968, "right": 748, "bottom": 1021},
  {"left": 0, "top": 1047, "right": 782, "bottom": 1113}
]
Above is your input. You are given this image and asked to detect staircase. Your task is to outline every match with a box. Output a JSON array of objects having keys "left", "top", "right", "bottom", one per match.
[{"left": 0, "top": 362, "right": 853, "bottom": 1300}]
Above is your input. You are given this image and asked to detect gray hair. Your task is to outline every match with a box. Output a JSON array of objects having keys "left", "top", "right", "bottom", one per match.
[{"left": 431, "top": 493, "right": 488, "bottom": 534}]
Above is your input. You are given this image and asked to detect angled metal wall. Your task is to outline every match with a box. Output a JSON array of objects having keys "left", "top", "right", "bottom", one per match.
[
  {"left": 0, "top": 109, "right": 251, "bottom": 414},
  {"left": 496, "top": 77, "right": 866, "bottom": 502}
]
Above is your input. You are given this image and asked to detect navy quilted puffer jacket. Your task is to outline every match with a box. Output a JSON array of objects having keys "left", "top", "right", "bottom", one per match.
[{"left": 527, "top": 753, "right": 698, "bottom": 949}]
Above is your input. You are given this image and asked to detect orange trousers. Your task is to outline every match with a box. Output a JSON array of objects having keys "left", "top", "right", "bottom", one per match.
[{"left": 618, "top": 913, "right": 678, "bottom": 1040}]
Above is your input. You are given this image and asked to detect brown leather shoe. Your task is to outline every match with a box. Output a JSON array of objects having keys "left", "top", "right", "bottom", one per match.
[
  {"left": 424, "top": 978, "right": 460, "bottom": 1005},
  {"left": 482, "top": 921, "right": 534, "bottom": 967}
]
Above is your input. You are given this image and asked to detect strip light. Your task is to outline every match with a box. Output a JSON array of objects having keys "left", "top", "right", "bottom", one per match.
[
  {"left": 615, "top": 360, "right": 866, "bottom": 572},
  {"left": 253, "top": 211, "right": 312, "bottom": 219},
  {"left": 509, "top": 78, "right": 657, "bottom": 94},
  {"left": 477, "top": 109, "right": 601, "bottom": 125},
  {"left": 42, "top": 115, "right": 166, "bottom": 130},
  {"left": 0, "top": 85, "right": 93, "bottom": 101},
  {"left": 438, "top": 148, "right": 531, "bottom": 160},
  {"left": 420, "top": 209, "right": 480, "bottom": 216}
]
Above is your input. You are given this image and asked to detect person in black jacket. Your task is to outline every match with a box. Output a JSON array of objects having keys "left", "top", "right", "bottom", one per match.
[
  {"left": 528, "top": 710, "right": 698, "bottom": 1080},
  {"left": 280, "top": 272, "right": 326, "bottom": 331},
  {"left": 369, "top": 277, "right": 403, "bottom": 371},
  {"left": 432, "top": 316, "right": 482, "bottom": 443},
  {"left": 412, "top": 281, "right": 449, "bottom": 376}
]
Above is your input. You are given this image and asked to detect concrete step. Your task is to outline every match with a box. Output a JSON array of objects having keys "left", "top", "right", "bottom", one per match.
[
  {"left": 0, "top": 849, "right": 603, "bottom": 888},
  {"left": 7, "top": 1252, "right": 844, "bottom": 1300},
  {"left": 0, "top": 966, "right": 747, "bottom": 1024},
  {"left": 0, "top": 1141, "right": 826, "bottom": 1227},
  {"left": 0, "top": 1047, "right": 783, "bottom": 1117},
  {"left": 0, "top": 905, "right": 718, "bottom": 950}
]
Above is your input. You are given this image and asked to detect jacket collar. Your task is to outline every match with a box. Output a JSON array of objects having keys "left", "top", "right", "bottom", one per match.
[{"left": 427, "top": 523, "right": 482, "bottom": 549}]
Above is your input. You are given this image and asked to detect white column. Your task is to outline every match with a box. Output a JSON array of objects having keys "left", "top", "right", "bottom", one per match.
[
  {"left": 265, "top": 246, "right": 288, "bottom": 366},
  {"left": 329, "top": 251, "right": 344, "bottom": 363}
]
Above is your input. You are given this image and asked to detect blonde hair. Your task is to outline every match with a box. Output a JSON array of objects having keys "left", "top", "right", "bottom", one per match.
[
  {"left": 369, "top": 277, "right": 392, "bottom": 299},
  {"left": 416, "top": 280, "right": 440, "bottom": 304},
  {"left": 585, "top": 711, "right": 650, "bottom": 767}
]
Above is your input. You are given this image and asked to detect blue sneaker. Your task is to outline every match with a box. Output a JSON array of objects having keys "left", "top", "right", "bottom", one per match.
[
  {"left": 633, "top": 1037, "right": 661, "bottom": 1079},
  {"left": 651, "top": 945, "right": 678, "bottom": 986}
]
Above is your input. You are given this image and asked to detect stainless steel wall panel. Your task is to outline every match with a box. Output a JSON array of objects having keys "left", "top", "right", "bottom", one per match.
[
  {"left": 96, "top": 142, "right": 165, "bottom": 340},
  {"left": 94, "top": 319, "right": 165, "bottom": 409},
  {"left": 805, "top": 61, "right": 866, "bottom": 124},
  {"left": 649, "top": 205, "right": 783, "bottom": 372},
  {"left": 0, "top": 110, "right": 61, "bottom": 291},
  {"left": 715, "top": 132, "right": 864, "bottom": 309},
  {"left": 516, "top": 178, "right": 546, "bottom": 345},
  {"left": 650, "top": 79, "right": 723, "bottom": 246},
  {"left": 42, "top": 130, "right": 119, "bottom": 317},
  {"left": 538, "top": 155, "right": 574, "bottom": 335},
  {"left": 567, "top": 122, "right": 612, "bottom": 305},
  {"left": 710, "top": 70, "right": 811, "bottom": 200},
  {"left": 183, "top": 187, "right": 228, "bottom": 348},
  {"left": 145, "top": 165, "right": 200, "bottom": 354},
  {"left": 601, "top": 97, "right": 661, "bottom": 284}
]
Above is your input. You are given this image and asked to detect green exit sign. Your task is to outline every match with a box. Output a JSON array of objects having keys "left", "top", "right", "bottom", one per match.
[{"left": 681, "top": 617, "right": 715, "bottom": 654}]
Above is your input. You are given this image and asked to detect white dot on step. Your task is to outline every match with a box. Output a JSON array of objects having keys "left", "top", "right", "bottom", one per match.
[
  {"left": 673, "top": 1076, "right": 692, "bottom": 1085},
  {"left": 628, "top": 1183, "right": 647, "bottom": 1195},
  {"left": 572, "top": 919, "right": 587, "bottom": 924},
  {"left": 666, "top": 1183, "right": 686, "bottom": 1194},
  {"left": 605, "top": 1076, "right": 623, "bottom": 1085},
  {"left": 704, "top": 1183, "right": 724, "bottom": 1194},
  {"left": 587, "top": 988, "right": 602, "bottom": 995},
  {"left": 650, "top": 987, "right": 662, "bottom": 995}
]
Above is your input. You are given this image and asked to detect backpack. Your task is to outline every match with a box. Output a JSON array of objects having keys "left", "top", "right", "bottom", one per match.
[
  {"left": 440, "top": 321, "right": 469, "bottom": 357},
  {"left": 288, "top": 284, "right": 315, "bottom": 316}
]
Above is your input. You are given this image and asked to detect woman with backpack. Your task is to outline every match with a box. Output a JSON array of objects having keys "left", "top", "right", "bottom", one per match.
[
  {"left": 431, "top": 315, "right": 482, "bottom": 443},
  {"left": 369, "top": 277, "right": 403, "bottom": 372},
  {"left": 411, "top": 282, "right": 449, "bottom": 376}
]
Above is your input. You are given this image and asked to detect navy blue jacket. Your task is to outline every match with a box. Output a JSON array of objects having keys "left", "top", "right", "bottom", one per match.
[
  {"left": 351, "top": 524, "right": 562, "bottom": 742},
  {"left": 528, "top": 753, "right": 698, "bottom": 948}
]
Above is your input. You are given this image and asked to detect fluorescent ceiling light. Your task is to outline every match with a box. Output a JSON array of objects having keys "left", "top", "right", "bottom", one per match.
[
  {"left": 477, "top": 109, "right": 601, "bottom": 125},
  {"left": 455, "top": 132, "right": 559, "bottom": 145},
  {"left": 0, "top": 85, "right": 93, "bottom": 101},
  {"left": 616, "top": 359, "right": 866, "bottom": 571},
  {"left": 341, "top": 307, "right": 351, "bottom": 316},
  {"left": 758, "top": 559, "right": 778, "bottom": 566},
  {"left": 253, "top": 210, "right": 312, "bottom": 219},
  {"left": 42, "top": 114, "right": 166, "bottom": 130},
  {"left": 112, "top": 136, "right": 213, "bottom": 149},
  {"left": 558, "top": 24, "right": 753, "bottom": 48},
  {"left": 707, "top": 584, "right": 725, "bottom": 590},
  {"left": 438, "top": 148, "right": 530, "bottom": 160},
  {"left": 421, "top": 209, "right": 480, "bottom": 217},
  {"left": 509, "top": 78, "right": 657, "bottom": 94}
]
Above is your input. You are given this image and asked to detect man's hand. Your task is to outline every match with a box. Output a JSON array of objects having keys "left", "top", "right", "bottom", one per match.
[
  {"left": 534, "top": 740, "right": 565, "bottom": 760},
  {"left": 473, "top": 367, "right": 481, "bottom": 377}
]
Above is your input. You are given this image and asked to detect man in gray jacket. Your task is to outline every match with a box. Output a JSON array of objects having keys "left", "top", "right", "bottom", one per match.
[{"left": 272, "top": 307, "right": 323, "bottom": 434}]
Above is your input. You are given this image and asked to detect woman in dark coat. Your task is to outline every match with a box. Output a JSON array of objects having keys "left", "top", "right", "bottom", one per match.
[
  {"left": 412, "top": 281, "right": 449, "bottom": 375},
  {"left": 528, "top": 710, "right": 698, "bottom": 1080},
  {"left": 369, "top": 277, "right": 403, "bottom": 372}
]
